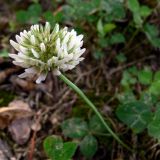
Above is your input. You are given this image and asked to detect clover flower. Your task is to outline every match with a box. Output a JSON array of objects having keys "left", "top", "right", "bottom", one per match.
[{"left": 9, "top": 22, "right": 86, "bottom": 83}]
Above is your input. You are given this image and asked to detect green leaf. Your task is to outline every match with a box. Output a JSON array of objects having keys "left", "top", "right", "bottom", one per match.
[
  {"left": 28, "top": 3, "right": 42, "bottom": 23},
  {"left": 63, "top": 0, "right": 100, "bottom": 22},
  {"left": 89, "top": 115, "right": 106, "bottom": 133},
  {"left": 16, "top": 10, "right": 29, "bottom": 23},
  {"left": 143, "top": 23, "right": 160, "bottom": 48},
  {"left": 80, "top": 135, "right": 98, "bottom": 159},
  {"left": 137, "top": 69, "right": 153, "bottom": 85},
  {"left": 43, "top": 136, "right": 77, "bottom": 160},
  {"left": 43, "top": 10, "right": 63, "bottom": 26},
  {"left": 149, "top": 70, "right": 160, "bottom": 95},
  {"left": 61, "top": 118, "right": 88, "bottom": 138},
  {"left": 16, "top": 3, "right": 42, "bottom": 24},
  {"left": 43, "top": 11, "right": 55, "bottom": 27},
  {"left": 43, "top": 135, "right": 63, "bottom": 160},
  {"left": 149, "top": 80, "right": 160, "bottom": 96},
  {"left": 116, "top": 53, "right": 127, "bottom": 63},
  {"left": 117, "top": 91, "right": 136, "bottom": 104},
  {"left": 128, "top": 66, "right": 138, "bottom": 75},
  {"left": 128, "top": 0, "right": 140, "bottom": 13},
  {"left": 66, "top": 0, "right": 82, "bottom": 5},
  {"left": 121, "top": 70, "right": 137, "bottom": 87},
  {"left": 54, "top": 12, "right": 63, "bottom": 23},
  {"left": 154, "top": 71, "right": 160, "bottom": 81},
  {"left": 140, "top": 92, "right": 158, "bottom": 106},
  {"left": 62, "top": 5, "right": 75, "bottom": 21},
  {"left": 31, "top": 0, "right": 39, "bottom": 3},
  {"left": 97, "top": 37, "right": 109, "bottom": 48},
  {"left": 110, "top": 1, "right": 126, "bottom": 20},
  {"left": 127, "top": 0, "right": 143, "bottom": 27},
  {"left": 110, "top": 33, "right": 125, "bottom": 44},
  {"left": 104, "top": 0, "right": 126, "bottom": 21},
  {"left": 148, "top": 107, "right": 160, "bottom": 139},
  {"left": 103, "top": 23, "right": 116, "bottom": 34},
  {"left": 144, "top": 23, "right": 159, "bottom": 37},
  {"left": 63, "top": 142, "right": 78, "bottom": 160},
  {"left": 0, "top": 49, "right": 9, "bottom": 58},
  {"left": 116, "top": 101, "right": 153, "bottom": 133},
  {"left": 28, "top": 3, "right": 42, "bottom": 17},
  {"left": 97, "top": 19, "right": 105, "bottom": 37},
  {"left": 133, "top": 12, "right": 143, "bottom": 27},
  {"left": 140, "top": 5, "right": 152, "bottom": 18}
]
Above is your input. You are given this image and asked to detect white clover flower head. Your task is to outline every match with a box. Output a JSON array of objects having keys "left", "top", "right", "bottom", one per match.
[{"left": 9, "top": 22, "right": 86, "bottom": 83}]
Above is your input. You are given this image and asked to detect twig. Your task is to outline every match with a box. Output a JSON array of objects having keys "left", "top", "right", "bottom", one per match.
[
  {"left": 109, "top": 55, "right": 155, "bottom": 76},
  {"left": 28, "top": 111, "right": 41, "bottom": 160}
]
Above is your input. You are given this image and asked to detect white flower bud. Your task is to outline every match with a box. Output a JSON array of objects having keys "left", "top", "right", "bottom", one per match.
[
  {"left": 15, "top": 35, "right": 23, "bottom": 44},
  {"left": 36, "top": 73, "right": 47, "bottom": 84},
  {"left": 40, "top": 43, "right": 46, "bottom": 52},
  {"left": 30, "top": 35, "right": 36, "bottom": 45},
  {"left": 19, "top": 46, "right": 28, "bottom": 53},
  {"left": 45, "top": 22, "right": 50, "bottom": 34},
  {"left": 31, "top": 49, "right": 39, "bottom": 58},
  {"left": 10, "top": 40, "right": 19, "bottom": 51}
]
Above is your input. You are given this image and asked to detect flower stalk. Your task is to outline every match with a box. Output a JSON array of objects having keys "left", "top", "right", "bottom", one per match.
[{"left": 59, "top": 73, "right": 132, "bottom": 151}]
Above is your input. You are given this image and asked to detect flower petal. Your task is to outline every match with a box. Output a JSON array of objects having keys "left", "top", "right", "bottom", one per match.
[
  {"left": 36, "top": 72, "right": 47, "bottom": 84},
  {"left": 10, "top": 40, "right": 20, "bottom": 51},
  {"left": 31, "top": 49, "right": 39, "bottom": 58},
  {"left": 40, "top": 43, "right": 46, "bottom": 52}
]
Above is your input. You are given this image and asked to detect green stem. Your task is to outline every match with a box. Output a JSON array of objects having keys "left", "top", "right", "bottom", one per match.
[
  {"left": 91, "top": 132, "right": 112, "bottom": 137},
  {"left": 59, "top": 74, "right": 132, "bottom": 151}
]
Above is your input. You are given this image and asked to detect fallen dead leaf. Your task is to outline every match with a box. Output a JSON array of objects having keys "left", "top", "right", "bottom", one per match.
[
  {"left": 31, "top": 121, "right": 41, "bottom": 132},
  {"left": 8, "top": 118, "right": 31, "bottom": 145},
  {"left": 0, "top": 100, "right": 33, "bottom": 129}
]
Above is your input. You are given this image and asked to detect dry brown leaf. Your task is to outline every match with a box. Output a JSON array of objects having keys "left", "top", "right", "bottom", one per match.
[
  {"left": 9, "top": 118, "right": 31, "bottom": 145},
  {"left": 0, "top": 100, "right": 33, "bottom": 129},
  {"left": 31, "top": 121, "right": 41, "bottom": 132}
]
